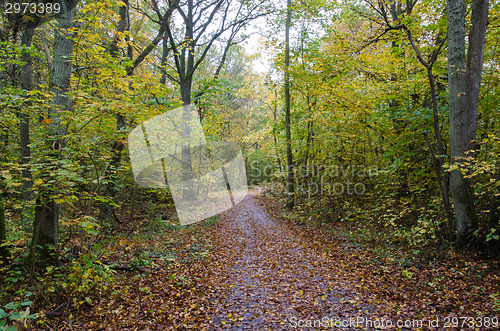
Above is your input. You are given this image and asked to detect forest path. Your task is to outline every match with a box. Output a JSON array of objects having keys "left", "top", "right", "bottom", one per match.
[{"left": 207, "top": 189, "right": 372, "bottom": 330}]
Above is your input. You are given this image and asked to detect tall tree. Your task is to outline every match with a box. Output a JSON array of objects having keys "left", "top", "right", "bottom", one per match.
[
  {"left": 159, "top": 0, "right": 267, "bottom": 200},
  {"left": 361, "top": 0, "right": 453, "bottom": 237},
  {"left": 31, "top": 0, "right": 76, "bottom": 266},
  {"left": 98, "top": 0, "right": 132, "bottom": 222},
  {"left": 163, "top": 0, "right": 266, "bottom": 106},
  {"left": 99, "top": 0, "right": 180, "bottom": 222},
  {"left": 0, "top": 196, "right": 8, "bottom": 262},
  {"left": 284, "top": 0, "right": 294, "bottom": 209},
  {"left": 447, "top": 0, "right": 489, "bottom": 247},
  {"left": 20, "top": 21, "right": 38, "bottom": 229}
]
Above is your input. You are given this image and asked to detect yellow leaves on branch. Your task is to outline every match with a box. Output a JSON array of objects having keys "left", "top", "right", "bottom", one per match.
[{"left": 41, "top": 118, "right": 53, "bottom": 126}]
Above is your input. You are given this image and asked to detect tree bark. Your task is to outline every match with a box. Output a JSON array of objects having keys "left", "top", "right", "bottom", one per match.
[
  {"left": 98, "top": 114, "right": 126, "bottom": 222},
  {"left": 284, "top": 0, "right": 295, "bottom": 209},
  {"left": 160, "top": 38, "right": 169, "bottom": 86},
  {"left": 20, "top": 25, "right": 35, "bottom": 229},
  {"left": 31, "top": 0, "right": 75, "bottom": 266},
  {"left": 180, "top": 78, "right": 196, "bottom": 199},
  {"left": 272, "top": 88, "right": 283, "bottom": 173},
  {"left": 181, "top": 80, "right": 192, "bottom": 105},
  {"left": 0, "top": 197, "right": 9, "bottom": 263},
  {"left": 447, "top": 0, "right": 489, "bottom": 247}
]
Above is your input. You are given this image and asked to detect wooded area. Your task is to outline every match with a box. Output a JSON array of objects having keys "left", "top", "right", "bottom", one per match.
[{"left": 0, "top": 0, "right": 499, "bottom": 329}]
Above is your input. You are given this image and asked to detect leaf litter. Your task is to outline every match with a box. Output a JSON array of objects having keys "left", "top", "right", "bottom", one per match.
[{"left": 47, "top": 189, "right": 500, "bottom": 330}]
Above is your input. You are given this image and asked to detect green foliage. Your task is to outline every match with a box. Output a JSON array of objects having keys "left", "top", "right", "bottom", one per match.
[
  {"left": 44, "top": 243, "right": 115, "bottom": 307},
  {"left": 0, "top": 0, "right": 498, "bottom": 327},
  {"left": 401, "top": 269, "right": 414, "bottom": 279},
  {"left": 202, "top": 215, "right": 218, "bottom": 228},
  {"left": 490, "top": 293, "right": 500, "bottom": 313},
  {"left": 246, "top": 150, "right": 278, "bottom": 186},
  {"left": 256, "top": 0, "right": 500, "bottom": 253},
  {"left": 0, "top": 299, "right": 37, "bottom": 331}
]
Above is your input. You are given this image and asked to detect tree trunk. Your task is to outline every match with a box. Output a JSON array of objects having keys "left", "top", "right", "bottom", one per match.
[
  {"left": 99, "top": 0, "right": 130, "bottom": 223},
  {"left": 447, "top": 0, "right": 489, "bottom": 247},
  {"left": 284, "top": 0, "right": 294, "bottom": 209},
  {"left": 180, "top": 81, "right": 196, "bottom": 201},
  {"left": 272, "top": 88, "right": 283, "bottom": 173},
  {"left": 31, "top": 0, "right": 75, "bottom": 266},
  {"left": 32, "top": 195, "right": 58, "bottom": 265},
  {"left": 98, "top": 114, "right": 126, "bottom": 222},
  {"left": 160, "top": 38, "right": 169, "bottom": 86},
  {"left": 367, "top": 2, "right": 453, "bottom": 236},
  {"left": 0, "top": 197, "right": 9, "bottom": 263},
  {"left": 181, "top": 80, "right": 192, "bottom": 106},
  {"left": 20, "top": 25, "right": 35, "bottom": 230},
  {"left": 426, "top": 67, "right": 454, "bottom": 239}
]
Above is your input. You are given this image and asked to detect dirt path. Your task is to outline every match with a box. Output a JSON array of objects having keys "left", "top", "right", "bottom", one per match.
[
  {"left": 44, "top": 191, "right": 499, "bottom": 330},
  {"left": 208, "top": 190, "right": 372, "bottom": 330}
]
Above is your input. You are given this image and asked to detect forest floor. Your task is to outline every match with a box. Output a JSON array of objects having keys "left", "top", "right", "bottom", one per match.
[
  {"left": 208, "top": 188, "right": 372, "bottom": 330},
  {"left": 39, "top": 188, "right": 500, "bottom": 330}
]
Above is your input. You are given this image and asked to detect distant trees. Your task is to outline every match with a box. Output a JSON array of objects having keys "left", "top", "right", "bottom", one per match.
[{"left": 262, "top": 0, "right": 499, "bottom": 250}]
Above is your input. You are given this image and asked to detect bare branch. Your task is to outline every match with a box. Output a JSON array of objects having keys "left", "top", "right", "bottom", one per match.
[{"left": 127, "top": 0, "right": 180, "bottom": 75}]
